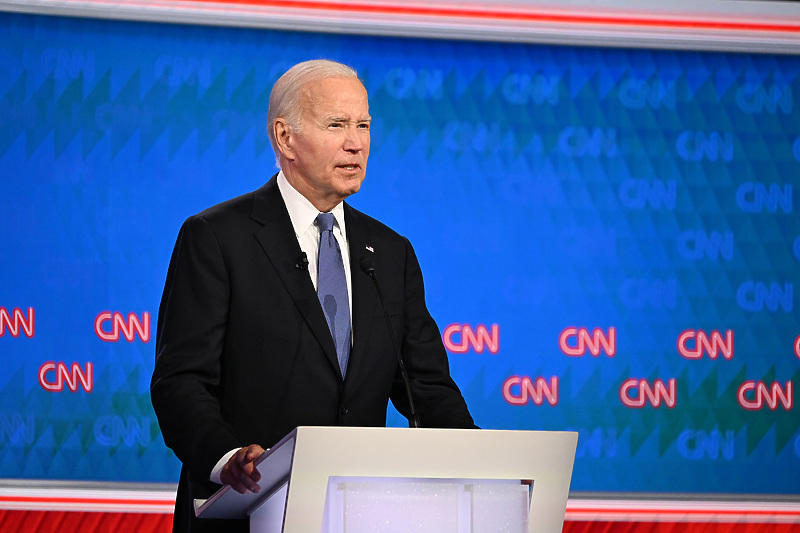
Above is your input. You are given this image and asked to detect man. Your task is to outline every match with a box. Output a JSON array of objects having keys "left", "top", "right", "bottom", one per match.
[{"left": 150, "top": 59, "right": 476, "bottom": 532}]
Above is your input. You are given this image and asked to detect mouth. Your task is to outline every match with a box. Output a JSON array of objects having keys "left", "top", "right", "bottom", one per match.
[{"left": 338, "top": 164, "right": 361, "bottom": 171}]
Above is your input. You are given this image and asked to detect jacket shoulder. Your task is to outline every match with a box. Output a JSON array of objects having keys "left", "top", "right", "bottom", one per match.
[
  {"left": 345, "top": 203, "right": 407, "bottom": 244},
  {"left": 187, "top": 178, "right": 279, "bottom": 229},
  {"left": 194, "top": 188, "right": 258, "bottom": 222}
]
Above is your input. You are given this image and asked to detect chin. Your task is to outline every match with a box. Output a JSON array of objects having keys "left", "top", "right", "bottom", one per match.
[{"left": 340, "top": 178, "right": 364, "bottom": 196}]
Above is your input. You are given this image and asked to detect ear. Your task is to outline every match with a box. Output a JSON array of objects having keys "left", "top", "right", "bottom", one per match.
[{"left": 273, "top": 118, "right": 295, "bottom": 161}]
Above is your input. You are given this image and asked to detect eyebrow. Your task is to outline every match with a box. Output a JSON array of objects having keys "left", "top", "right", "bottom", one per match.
[{"left": 328, "top": 115, "right": 372, "bottom": 123}]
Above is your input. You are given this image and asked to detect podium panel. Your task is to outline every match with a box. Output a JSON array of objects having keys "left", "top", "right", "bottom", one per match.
[
  {"left": 195, "top": 427, "right": 578, "bottom": 533},
  {"left": 322, "top": 477, "right": 529, "bottom": 533}
]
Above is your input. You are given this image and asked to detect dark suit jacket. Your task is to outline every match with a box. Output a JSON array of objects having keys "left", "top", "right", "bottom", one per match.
[{"left": 150, "top": 176, "right": 475, "bottom": 532}]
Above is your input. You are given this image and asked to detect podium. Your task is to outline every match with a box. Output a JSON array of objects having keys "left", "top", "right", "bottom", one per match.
[{"left": 194, "top": 426, "right": 577, "bottom": 533}]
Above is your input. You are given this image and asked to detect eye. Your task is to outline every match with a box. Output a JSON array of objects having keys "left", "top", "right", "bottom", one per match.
[{"left": 358, "top": 122, "right": 370, "bottom": 130}]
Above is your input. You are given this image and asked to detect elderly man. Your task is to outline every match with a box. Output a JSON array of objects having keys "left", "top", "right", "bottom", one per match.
[{"left": 151, "top": 59, "right": 476, "bottom": 532}]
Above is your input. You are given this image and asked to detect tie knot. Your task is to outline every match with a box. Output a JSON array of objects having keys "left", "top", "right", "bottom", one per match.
[{"left": 316, "top": 212, "right": 336, "bottom": 233}]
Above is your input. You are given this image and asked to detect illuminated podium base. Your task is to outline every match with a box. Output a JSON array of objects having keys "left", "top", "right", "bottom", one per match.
[{"left": 194, "top": 426, "right": 578, "bottom": 533}]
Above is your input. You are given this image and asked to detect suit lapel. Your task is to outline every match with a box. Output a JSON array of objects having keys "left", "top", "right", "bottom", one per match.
[
  {"left": 250, "top": 177, "right": 340, "bottom": 375},
  {"left": 345, "top": 205, "right": 381, "bottom": 380}
]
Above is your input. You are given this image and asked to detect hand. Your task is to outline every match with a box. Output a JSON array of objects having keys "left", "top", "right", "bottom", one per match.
[{"left": 219, "top": 444, "right": 265, "bottom": 494}]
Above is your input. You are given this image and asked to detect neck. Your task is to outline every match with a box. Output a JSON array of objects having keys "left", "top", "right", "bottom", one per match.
[{"left": 281, "top": 168, "right": 341, "bottom": 213}]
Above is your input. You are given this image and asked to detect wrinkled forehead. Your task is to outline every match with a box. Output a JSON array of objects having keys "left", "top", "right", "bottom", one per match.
[{"left": 300, "top": 77, "right": 370, "bottom": 118}]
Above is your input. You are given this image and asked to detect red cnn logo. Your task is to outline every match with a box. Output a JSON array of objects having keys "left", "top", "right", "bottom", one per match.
[
  {"left": 795, "top": 335, "right": 800, "bottom": 360},
  {"left": 737, "top": 381, "right": 792, "bottom": 410},
  {"left": 38, "top": 362, "right": 93, "bottom": 392},
  {"left": 559, "top": 327, "right": 616, "bottom": 357},
  {"left": 95, "top": 312, "right": 150, "bottom": 342},
  {"left": 502, "top": 376, "right": 558, "bottom": 406},
  {"left": 677, "top": 329, "right": 733, "bottom": 360},
  {"left": 0, "top": 307, "right": 35, "bottom": 338},
  {"left": 620, "top": 378, "right": 676, "bottom": 408},
  {"left": 442, "top": 324, "right": 499, "bottom": 354}
]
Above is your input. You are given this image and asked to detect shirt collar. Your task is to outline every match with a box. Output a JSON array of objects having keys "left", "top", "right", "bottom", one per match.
[{"left": 277, "top": 170, "right": 347, "bottom": 239}]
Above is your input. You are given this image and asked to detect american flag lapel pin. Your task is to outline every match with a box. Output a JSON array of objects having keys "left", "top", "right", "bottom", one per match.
[{"left": 365, "top": 245, "right": 374, "bottom": 253}]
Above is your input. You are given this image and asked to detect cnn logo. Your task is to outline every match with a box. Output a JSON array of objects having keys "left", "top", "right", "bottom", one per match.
[
  {"left": 0, "top": 307, "right": 35, "bottom": 338},
  {"left": 738, "top": 381, "right": 792, "bottom": 411},
  {"left": 442, "top": 324, "right": 499, "bottom": 354},
  {"left": 502, "top": 376, "right": 559, "bottom": 406},
  {"left": 620, "top": 378, "right": 676, "bottom": 408},
  {"left": 559, "top": 327, "right": 616, "bottom": 357},
  {"left": 39, "top": 362, "right": 93, "bottom": 393},
  {"left": 678, "top": 330, "right": 733, "bottom": 360},
  {"left": 95, "top": 312, "right": 150, "bottom": 342}
]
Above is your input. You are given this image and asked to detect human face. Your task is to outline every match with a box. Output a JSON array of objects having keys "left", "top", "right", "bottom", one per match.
[{"left": 277, "top": 76, "right": 371, "bottom": 212}]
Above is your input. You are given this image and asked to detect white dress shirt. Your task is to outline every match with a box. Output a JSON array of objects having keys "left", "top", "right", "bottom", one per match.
[{"left": 277, "top": 170, "right": 353, "bottom": 311}]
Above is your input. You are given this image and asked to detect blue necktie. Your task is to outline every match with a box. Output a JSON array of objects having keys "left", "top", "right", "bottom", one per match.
[{"left": 316, "top": 213, "right": 351, "bottom": 378}]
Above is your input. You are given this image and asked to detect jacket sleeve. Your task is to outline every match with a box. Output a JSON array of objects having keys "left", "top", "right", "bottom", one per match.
[
  {"left": 150, "top": 215, "right": 242, "bottom": 481},
  {"left": 390, "top": 237, "right": 478, "bottom": 429}
]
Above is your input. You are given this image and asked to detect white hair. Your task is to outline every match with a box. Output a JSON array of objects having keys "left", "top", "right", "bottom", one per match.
[{"left": 267, "top": 59, "right": 360, "bottom": 166}]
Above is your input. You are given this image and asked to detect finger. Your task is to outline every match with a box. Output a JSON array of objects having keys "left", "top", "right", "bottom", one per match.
[
  {"left": 230, "top": 447, "right": 263, "bottom": 492},
  {"left": 236, "top": 467, "right": 261, "bottom": 493},
  {"left": 225, "top": 464, "right": 261, "bottom": 494},
  {"left": 242, "top": 444, "right": 265, "bottom": 463},
  {"left": 238, "top": 445, "right": 264, "bottom": 481},
  {"left": 223, "top": 463, "right": 250, "bottom": 494},
  {"left": 221, "top": 455, "right": 259, "bottom": 493}
]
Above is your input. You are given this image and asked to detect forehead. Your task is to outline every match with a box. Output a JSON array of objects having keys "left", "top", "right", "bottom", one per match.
[{"left": 302, "top": 77, "right": 369, "bottom": 117}]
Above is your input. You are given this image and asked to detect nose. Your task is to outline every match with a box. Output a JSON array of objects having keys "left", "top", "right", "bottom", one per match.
[{"left": 342, "top": 126, "right": 364, "bottom": 152}]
